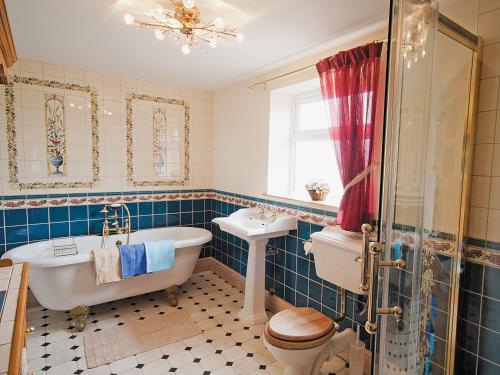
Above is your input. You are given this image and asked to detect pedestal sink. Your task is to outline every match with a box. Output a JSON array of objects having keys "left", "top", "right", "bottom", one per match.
[{"left": 213, "top": 208, "right": 297, "bottom": 324}]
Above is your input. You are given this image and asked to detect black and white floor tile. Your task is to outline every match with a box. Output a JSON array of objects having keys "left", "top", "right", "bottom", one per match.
[{"left": 26, "top": 271, "right": 348, "bottom": 375}]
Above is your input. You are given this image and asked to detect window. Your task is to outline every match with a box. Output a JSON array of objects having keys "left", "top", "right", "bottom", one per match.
[{"left": 267, "top": 79, "right": 343, "bottom": 208}]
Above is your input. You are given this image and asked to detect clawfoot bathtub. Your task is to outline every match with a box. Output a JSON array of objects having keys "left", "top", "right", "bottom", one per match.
[{"left": 2, "top": 226, "right": 212, "bottom": 330}]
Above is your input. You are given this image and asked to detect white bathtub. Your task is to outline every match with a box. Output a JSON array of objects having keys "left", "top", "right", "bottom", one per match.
[{"left": 2, "top": 227, "right": 212, "bottom": 311}]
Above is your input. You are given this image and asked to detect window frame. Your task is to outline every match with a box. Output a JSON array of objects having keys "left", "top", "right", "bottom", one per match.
[{"left": 288, "top": 90, "right": 333, "bottom": 195}]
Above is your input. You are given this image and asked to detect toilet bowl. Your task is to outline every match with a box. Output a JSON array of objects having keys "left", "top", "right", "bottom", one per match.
[{"left": 263, "top": 307, "right": 354, "bottom": 375}]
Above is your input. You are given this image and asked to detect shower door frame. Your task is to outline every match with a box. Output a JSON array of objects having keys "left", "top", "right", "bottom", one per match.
[
  {"left": 374, "top": 4, "right": 482, "bottom": 374},
  {"left": 436, "top": 13, "right": 482, "bottom": 375}
]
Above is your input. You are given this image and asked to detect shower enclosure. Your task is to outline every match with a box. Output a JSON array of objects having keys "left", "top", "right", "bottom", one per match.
[{"left": 367, "top": 0, "right": 481, "bottom": 374}]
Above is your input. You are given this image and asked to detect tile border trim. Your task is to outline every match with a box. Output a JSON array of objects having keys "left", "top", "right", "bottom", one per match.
[
  {"left": 6, "top": 75, "right": 100, "bottom": 189},
  {"left": 125, "top": 92, "right": 190, "bottom": 187},
  {"left": 0, "top": 188, "right": 498, "bottom": 266}
]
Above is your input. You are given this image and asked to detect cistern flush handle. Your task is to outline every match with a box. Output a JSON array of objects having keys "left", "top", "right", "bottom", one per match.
[{"left": 364, "top": 241, "right": 405, "bottom": 335}]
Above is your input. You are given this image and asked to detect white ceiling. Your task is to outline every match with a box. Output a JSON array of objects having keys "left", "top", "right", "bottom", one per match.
[{"left": 6, "top": 0, "right": 388, "bottom": 91}]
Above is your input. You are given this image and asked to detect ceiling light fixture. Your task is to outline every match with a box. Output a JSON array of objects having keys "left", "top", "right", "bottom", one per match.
[{"left": 123, "top": 0, "right": 244, "bottom": 54}]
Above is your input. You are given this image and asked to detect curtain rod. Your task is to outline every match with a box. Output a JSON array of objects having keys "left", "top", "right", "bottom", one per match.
[{"left": 248, "top": 38, "right": 388, "bottom": 89}]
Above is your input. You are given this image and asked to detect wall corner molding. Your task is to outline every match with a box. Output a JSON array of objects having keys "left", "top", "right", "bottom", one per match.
[{"left": 0, "top": 0, "right": 17, "bottom": 83}]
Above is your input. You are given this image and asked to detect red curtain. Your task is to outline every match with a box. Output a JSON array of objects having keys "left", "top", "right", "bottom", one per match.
[{"left": 316, "top": 42, "right": 384, "bottom": 232}]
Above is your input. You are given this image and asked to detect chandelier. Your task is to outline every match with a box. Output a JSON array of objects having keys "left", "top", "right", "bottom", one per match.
[
  {"left": 402, "top": 2, "right": 433, "bottom": 69},
  {"left": 124, "top": 0, "right": 244, "bottom": 55}
]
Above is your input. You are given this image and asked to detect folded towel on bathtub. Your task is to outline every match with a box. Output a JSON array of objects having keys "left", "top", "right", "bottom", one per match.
[
  {"left": 118, "top": 243, "right": 147, "bottom": 278},
  {"left": 144, "top": 240, "right": 175, "bottom": 273},
  {"left": 92, "top": 247, "right": 122, "bottom": 285}
]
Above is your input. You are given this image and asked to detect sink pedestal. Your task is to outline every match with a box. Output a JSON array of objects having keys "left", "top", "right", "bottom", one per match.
[
  {"left": 212, "top": 208, "right": 297, "bottom": 326},
  {"left": 237, "top": 239, "right": 269, "bottom": 325}
]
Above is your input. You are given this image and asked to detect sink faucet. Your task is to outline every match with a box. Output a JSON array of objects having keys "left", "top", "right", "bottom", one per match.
[
  {"left": 100, "top": 203, "right": 131, "bottom": 246},
  {"left": 256, "top": 206, "right": 277, "bottom": 223}
]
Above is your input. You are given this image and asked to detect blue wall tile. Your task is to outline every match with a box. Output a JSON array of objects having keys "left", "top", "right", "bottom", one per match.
[
  {"left": 28, "top": 224, "right": 49, "bottom": 241},
  {"left": 6, "top": 225, "right": 28, "bottom": 243},
  {"left": 28, "top": 208, "right": 49, "bottom": 224},
  {"left": 167, "top": 201, "right": 180, "bottom": 213},
  {"left": 70, "top": 205, "right": 88, "bottom": 221},
  {"left": 193, "top": 199, "right": 204, "bottom": 211},
  {"left": 153, "top": 214, "right": 167, "bottom": 228},
  {"left": 482, "top": 297, "right": 500, "bottom": 333},
  {"left": 50, "top": 207, "right": 69, "bottom": 222},
  {"left": 127, "top": 203, "right": 138, "bottom": 216},
  {"left": 139, "top": 215, "right": 153, "bottom": 229},
  {"left": 479, "top": 328, "right": 500, "bottom": 365},
  {"left": 5, "top": 209, "right": 27, "bottom": 226},
  {"left": 477, "top": 358, "right": 500, "bottom": 375},
  {"left": 139, "top": 202, "right": 153, "bottom": 216},
  {"left": 50, "top": 222, "right": 69, "bottom": 238},
  {"left": 483, "top": 266, "right": 500, "bottom": 301},
  {"left": 153, "top": 201, "right": 166, "bottom": 215},
  {"left": 459, "top": 290, "right": 481, "bottom": 324},
  {"left": 181, "top": 200, "right": 193, "bottom": 212},
  {"left": 181, "top": 212, "right": 193, "bottom": 225},
  {"left": 70, "top": 220, "right": 88, "bottom": 236}
]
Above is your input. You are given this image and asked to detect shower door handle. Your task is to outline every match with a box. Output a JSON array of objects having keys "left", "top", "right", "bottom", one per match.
[
  {"left": 358, "top": 223, "right": 372, "bottom": 293},
  {"left": 364, "top": 241, "right": 405, "bottom": 335}
]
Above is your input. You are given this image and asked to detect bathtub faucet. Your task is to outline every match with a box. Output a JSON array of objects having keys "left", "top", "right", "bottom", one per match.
[{"left": 100, "top": 203, "right": 131, "bottom": 246}]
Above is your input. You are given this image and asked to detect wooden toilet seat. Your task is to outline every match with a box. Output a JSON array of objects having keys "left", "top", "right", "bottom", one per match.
[{"left": 264, "top": 307, "right": 336, "bottom": 349}]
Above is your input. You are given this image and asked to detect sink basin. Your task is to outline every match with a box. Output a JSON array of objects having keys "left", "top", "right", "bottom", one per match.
[
  {"left": 213, "top": 208, "right": 297, "bottom": 324},
  {"left": 212, "top": 208, "right": 297, "bottom": 241}
]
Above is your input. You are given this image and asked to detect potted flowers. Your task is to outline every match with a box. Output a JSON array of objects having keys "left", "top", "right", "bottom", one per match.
[{"left": 305, "top": 181, "right": 330, "bottom": 201}]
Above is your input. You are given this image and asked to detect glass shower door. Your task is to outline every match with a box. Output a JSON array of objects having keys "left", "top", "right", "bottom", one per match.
[
  {"left": 371, "top": 0, "right": 480, "bottom": 374},
  {"left": 372, "top": 1, "right": 439, "bottom": 374}
]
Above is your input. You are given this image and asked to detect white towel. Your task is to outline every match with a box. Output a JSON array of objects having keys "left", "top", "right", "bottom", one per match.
[{"left": 92, "top": 247, "right": 122, "bottom": 285}]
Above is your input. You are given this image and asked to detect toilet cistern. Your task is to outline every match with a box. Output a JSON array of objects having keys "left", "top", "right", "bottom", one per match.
[{"left": 213, "top": 207, "right": 297, "bottom": 324}]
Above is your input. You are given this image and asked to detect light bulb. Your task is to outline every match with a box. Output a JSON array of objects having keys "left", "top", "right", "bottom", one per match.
[
  {"left": 181, "top": 44, "right": 191, "bottom": 55},
  {"left": 214, "top": 17, "right": 224, "bottom": 29},
  {"left": 236, "top": 32, "right": 244, "bottom": 43},
  {"left": 124, "top": 14, "right": 135, "bottom": 25},
  {"left": 209, "top": 39, "right": 217, "bottom": 48},
  {"left": 168, "top": 18, "right": 182, "bottom": 29},
  {"left": 421, "top": 49, "right": 426, "bottom": 57},
  {"left": 183, "top": 0, "right": 195, "bottom": 9},
  {"left": 155, "top": 29, "right": 165, "bottom": 40}
]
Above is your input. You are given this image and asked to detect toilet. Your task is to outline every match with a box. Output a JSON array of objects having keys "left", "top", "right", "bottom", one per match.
[
  {"left": 263, "top": 307, "right": 337, "bottom": 375},
  {"left": 264, "top": 226, "right": 365, "bottom": 375}
]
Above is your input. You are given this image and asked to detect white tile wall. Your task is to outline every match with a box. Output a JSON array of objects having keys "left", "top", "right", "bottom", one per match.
[
  {"left": 0, "top": 59, "right": 213, "bottom": 195},
  {"left": 469, "top": 0, "right": 500, "bottom": 242}
]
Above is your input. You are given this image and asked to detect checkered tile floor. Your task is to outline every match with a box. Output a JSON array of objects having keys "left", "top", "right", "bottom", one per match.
[{"left": 26, "top": 271, "right": 348, "bottom": 375}]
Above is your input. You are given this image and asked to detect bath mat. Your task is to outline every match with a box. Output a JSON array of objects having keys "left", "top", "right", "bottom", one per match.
[{"left": 83, "top": 311, "right": 201, "bottom": 368}]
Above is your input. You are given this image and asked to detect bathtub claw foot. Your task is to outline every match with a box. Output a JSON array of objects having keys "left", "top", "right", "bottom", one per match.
[
  {"left": 70, "top": 305, "right": 90, "bottom": 332},
  {"left": 165, "top": 285, "right": 179, "bottom": 307}
]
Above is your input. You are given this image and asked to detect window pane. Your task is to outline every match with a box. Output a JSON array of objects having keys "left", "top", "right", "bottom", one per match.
[
  {"left": 293, "top": 139, "right": 342, "bottom": 206},
  {"left": 297, "top": 100, "right": 329, "bottom": 131}
]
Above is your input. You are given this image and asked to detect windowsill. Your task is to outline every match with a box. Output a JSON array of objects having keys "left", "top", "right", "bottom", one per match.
[{"left": 263, "top": 192, "right": 339, "bottom": 213}]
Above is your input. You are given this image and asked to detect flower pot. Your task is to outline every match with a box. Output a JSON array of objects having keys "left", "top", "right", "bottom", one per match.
[{"left": 308, "top": 190, "right": 328, "bottom": 201}]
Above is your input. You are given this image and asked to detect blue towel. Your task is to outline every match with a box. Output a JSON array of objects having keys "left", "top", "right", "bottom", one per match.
[
  {"left": 118, "top": 243, "right": 147, "bottom": 279},
  {"left": 144, "top": 240, "right": 175, "bottom": 273}
]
